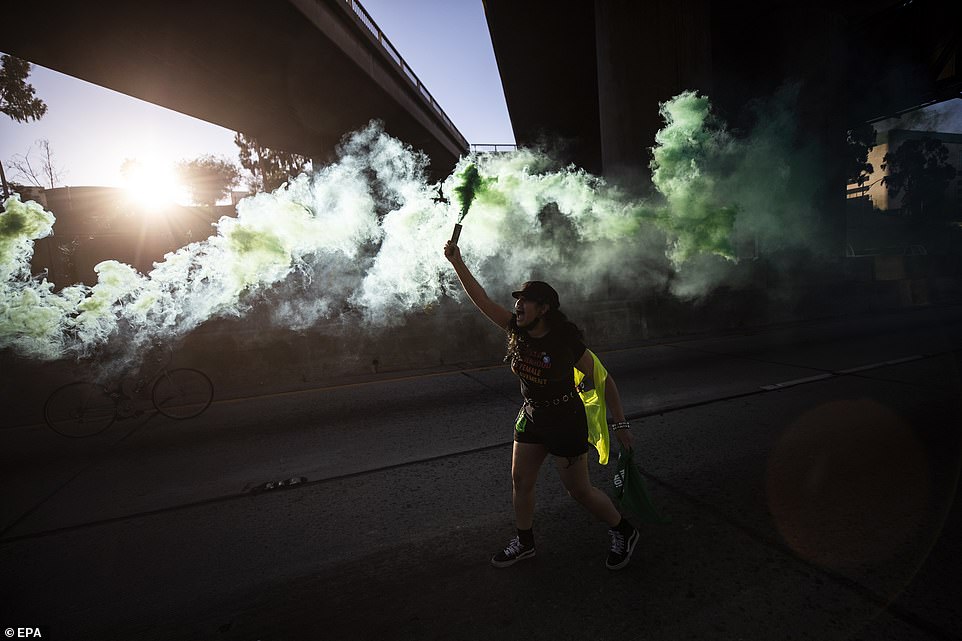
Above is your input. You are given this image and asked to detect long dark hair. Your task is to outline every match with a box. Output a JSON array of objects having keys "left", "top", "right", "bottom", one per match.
[{"left": 505, "top": 308, "right": 584, "bottom": 363}]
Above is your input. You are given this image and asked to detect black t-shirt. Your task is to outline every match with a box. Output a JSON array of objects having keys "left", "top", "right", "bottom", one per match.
[{"left": 508, "top": 321, "right": 587, "bottom": 402}]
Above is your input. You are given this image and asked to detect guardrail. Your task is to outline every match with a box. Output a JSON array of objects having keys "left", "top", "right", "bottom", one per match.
[
  {"left": 845, "top": 244, "right": 928, "bottom": 257},
  {"left": 470, "top": 143, "right": 518, "bottom": 153},
  {"left": 338, "top": 0, "right": 467, "bottom": 148}
]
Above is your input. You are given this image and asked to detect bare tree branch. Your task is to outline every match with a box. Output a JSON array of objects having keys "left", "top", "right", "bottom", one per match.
[
  {"left": 5, "top": 138, "right": 66, "bottom": 188},
  {"left": 6, "top": 149, "right": 43, "bottom": 187},
  {"left": 37, "top": 139, "right": 64, "bottom": 188}
]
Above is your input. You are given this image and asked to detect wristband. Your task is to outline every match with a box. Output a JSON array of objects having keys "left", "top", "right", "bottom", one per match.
[{"left": 610, "top": 420, "right": 630, "bottom": 431}]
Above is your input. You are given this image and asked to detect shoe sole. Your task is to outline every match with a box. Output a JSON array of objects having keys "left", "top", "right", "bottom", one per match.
[
  {"left": 606, "top": 529, "right": 639, "bottom": 570},
  {"left": 491, "top": 549, "right": 536, "bottom": 568}
]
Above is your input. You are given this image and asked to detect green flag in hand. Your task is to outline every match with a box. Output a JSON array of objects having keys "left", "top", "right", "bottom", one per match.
[{"left": 613, "top": 446, "right": 670, "bottom": 523}]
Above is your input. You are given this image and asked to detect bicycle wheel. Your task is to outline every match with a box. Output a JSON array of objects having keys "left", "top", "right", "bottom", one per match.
[
  {"left": 44, "top": 382, "right": 117, "bottom": 438},
  {"left": 152, "top": 368, "right": 214, "bottom": 419}
]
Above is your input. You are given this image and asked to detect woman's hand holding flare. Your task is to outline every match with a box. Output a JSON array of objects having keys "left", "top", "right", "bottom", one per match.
[{"left": 444, "top": 240, "right": 462, "bottom": 264}]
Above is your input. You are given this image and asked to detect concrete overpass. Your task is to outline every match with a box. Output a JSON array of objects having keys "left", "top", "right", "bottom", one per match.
[
  {"left": 0, "top": 0, "right": 469, "bottom": 177},
  {"left": 484, "top": 0, "right": 962, "bottom": 179}
]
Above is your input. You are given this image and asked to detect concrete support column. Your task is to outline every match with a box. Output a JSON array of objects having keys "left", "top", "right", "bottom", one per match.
[{"left": 594, "top": 0, "right": 712, "bottom": 186}]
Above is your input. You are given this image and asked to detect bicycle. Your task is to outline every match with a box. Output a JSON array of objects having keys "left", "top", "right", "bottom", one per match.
[{"left": 43, "top": 350, "right": 214, "bottom": 438}]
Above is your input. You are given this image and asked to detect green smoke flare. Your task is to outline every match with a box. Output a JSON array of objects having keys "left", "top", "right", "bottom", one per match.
[{"left": 453, "top": 163, "right": 484, "bottom": 222}]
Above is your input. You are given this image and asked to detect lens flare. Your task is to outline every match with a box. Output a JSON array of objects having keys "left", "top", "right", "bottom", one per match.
[{"left": 120, "top": 156, "right": 188, "bottom": 211}]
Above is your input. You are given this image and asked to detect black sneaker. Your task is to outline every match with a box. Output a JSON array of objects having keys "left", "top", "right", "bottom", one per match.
[
  {"left": 491, "top": 535, "right": 536, "bottom": 568},
  {"left": 606, "top": 526, "right": 639, "bottom": 570}
]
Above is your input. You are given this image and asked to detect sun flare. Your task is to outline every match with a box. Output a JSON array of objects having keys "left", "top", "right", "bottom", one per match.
[{"left": 120, "top": 156, "right": 188, "bottom": 211}]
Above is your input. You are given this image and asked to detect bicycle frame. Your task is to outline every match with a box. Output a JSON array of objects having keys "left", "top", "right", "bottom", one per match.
[{"left": 44, "top": 348, "right": 214, "bottom": 437}]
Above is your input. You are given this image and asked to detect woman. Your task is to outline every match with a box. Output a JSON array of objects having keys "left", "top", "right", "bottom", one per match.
[{"left": 444, "top": 240, "right": 638, "bottom": 570}]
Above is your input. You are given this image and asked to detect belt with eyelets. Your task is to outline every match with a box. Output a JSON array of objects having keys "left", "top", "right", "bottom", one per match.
[{"left": 524, "top": 390, "right": 582, "bottom": 409}]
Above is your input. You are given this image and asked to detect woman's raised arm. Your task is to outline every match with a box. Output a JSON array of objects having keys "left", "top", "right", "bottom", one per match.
[{"left": 444, "top": 241, "right": 512, "bottom": 329}]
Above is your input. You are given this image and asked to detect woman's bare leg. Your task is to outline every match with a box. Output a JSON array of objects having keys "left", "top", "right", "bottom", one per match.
[
  {"left": 511, "top": 442, "right": 548, "bottom": 529},
  {"left": 554, "top": 453, "right": 621, "bottom": 526}
]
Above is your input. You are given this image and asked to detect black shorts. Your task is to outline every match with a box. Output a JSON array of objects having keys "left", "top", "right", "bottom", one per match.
[{"left": 513, "top": 400, "right": 590, "bottom": 458}]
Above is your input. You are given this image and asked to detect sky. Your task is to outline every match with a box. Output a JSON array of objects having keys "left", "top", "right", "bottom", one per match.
[{"left": 0, "top": 0, "right": 515, "bottom": 190}]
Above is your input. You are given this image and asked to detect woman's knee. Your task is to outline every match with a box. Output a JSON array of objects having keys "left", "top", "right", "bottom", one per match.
[
  {"left": 512, "top": 469, "right": 537, "bottom": 494},
  {"left": 564, "top": 481, "right": 594, "bottom": 503},
  {"left": 557, "top": 457, "right": 593, "bottom": 502}
]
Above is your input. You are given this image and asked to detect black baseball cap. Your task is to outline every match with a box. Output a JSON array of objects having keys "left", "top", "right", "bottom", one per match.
[{"left": 511, "top": 281, "right": 560, "bottom": 309}]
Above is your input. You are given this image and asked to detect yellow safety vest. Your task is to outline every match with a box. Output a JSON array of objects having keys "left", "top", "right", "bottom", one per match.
[{"left": 574, "top": 349, "right": 610, "bottom": 465}]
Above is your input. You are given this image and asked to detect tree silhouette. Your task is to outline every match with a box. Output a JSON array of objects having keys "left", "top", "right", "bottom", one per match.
[
  {"left": 1, "top": 54, "right": 48, "bottom": 197},
  {"left": 176, "top": 155, "right": 241, "bottom": 206},
  {"left": 882, "top": 137, "right": 957, "bottom": 222},
  {"left": 0, "top": 55, "right": 47, "bottom": 123},
  {"left": 234, "top": 132, "right": 310, "bottom": 193},
  {"left": 845, "top": 123, "right": 876, "bottom": 187}
]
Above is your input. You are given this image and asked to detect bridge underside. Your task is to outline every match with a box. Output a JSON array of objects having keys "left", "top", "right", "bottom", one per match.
[
  {"left": 1, "top": 0, "right": 467, "bottom": 178},
  {"left": 484, "top": 0, "right": 962, "bottom": 178}
]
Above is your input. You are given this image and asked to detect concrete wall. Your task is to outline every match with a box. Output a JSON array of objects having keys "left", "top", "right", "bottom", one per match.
[
  {"left": 483, "top": 0, "right": 603, "bottom": 174},
  {"left": 4, "top": 249, "right": 961, "bottom": 429},
  {"left": 163, "top": 251, "right": 962, "bottom": 398},
  {"left": 594, "top": 0, "right": 712, "bottom": 182},
  {"left": 7, "top": 183, "right": 962, "bottom": 429}
]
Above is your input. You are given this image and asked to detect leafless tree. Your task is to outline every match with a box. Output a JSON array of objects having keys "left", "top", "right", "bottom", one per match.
[{"left": 6, "top": 138, "right": 66, "bottom": 188}]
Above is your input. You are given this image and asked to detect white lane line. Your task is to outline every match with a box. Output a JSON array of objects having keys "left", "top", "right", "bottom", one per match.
[
  {"left": 835, "top": 354, "right": 925, "bottom": 374},
  {"left": 760, "top": 354, "right": 926, "bottom": 390},
  {"left": 760, "top": 374, "right": 833, "bottom": 391}
]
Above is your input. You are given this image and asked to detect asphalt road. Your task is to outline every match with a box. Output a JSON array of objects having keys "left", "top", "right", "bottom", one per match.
[{"left": 1, "top": 305, "right": 961, "bottom": 641}]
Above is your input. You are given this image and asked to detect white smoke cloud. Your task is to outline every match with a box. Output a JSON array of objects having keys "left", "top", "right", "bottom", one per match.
[{"left": 1, "top": 94, "right": 834, "bottom": 365}]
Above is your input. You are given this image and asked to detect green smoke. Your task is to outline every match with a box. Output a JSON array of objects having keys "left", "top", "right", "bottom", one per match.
[
  {"left": 453, "top": 163, "right": 486, "bottom": 222},
  {"left": 0, "top": 195, "right": 55, "bottom": 282},
  {"left": 0, "top": 94, "right": 824, "bottom": 362},
  {"left": 0, "top": 195, "right": 92, "bottom": 359},
  {"left": 650, "top": 90, "right": 739, "bottom": 262}
]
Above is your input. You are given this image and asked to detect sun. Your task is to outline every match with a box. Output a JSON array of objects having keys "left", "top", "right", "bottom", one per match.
[{"left": 120, "top": 156, "right": 188, "bottom": 211}]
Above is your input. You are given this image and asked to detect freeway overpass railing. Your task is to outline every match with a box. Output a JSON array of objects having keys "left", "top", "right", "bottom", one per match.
[
  {"left": 338, "top": 0, "right": 467, "bottom": 148},
  {"left": 470, "top": 143, "right": 518, "bottom": 153}
]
